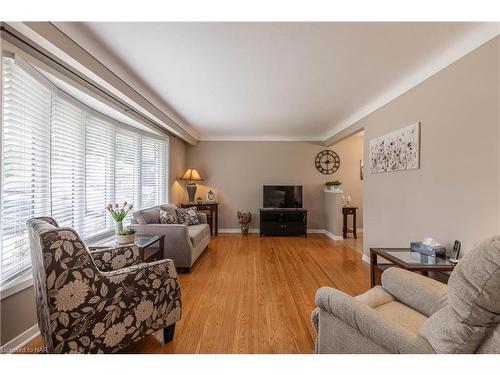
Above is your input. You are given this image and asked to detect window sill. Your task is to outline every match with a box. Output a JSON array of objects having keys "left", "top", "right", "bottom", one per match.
[
  {"left": 0, "top": 231, "right": 118, "bottom": 300},
  {"left": 0, "top": 271, "right": 34, "bottom": 300}
]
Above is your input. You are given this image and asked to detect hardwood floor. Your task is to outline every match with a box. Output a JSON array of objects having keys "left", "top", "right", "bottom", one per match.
[
  {"left": 344, "top": 233, "right": 364, "bottom": 254},
  {"left": 23, "top": 234, "right": 370, "bottom": 354}
]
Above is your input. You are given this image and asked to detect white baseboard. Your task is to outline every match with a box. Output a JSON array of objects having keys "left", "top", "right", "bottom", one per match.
[
  {"left": 0, "top": 324, "right": 39, "bottom": 353},
  {"left": 218, "top": 228, "right": 260, "bottom": 234},
  {"left": 362, "top": 254, "right": 371, "bottom": 264},
  {"left": 217, "top": 228, "right": 343, "bottom": 240},
  {"left": 307, "top": 229, "right": 326, "bottom": 234},
  {"left": 323, "top": 230, "right": 344, "bottom": 241}
]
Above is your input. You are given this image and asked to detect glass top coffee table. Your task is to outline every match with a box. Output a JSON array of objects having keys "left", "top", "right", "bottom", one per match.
[
  {"left": 87, "top": 235, "right": 164, "bottom": 262},
  {"left": 369, "top": 248, "right": 456, "bottom": 287}
]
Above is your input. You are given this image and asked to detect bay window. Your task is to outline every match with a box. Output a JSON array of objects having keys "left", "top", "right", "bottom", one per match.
[{"left": 0, "top": 55, "right": 169, "bottom": 284}]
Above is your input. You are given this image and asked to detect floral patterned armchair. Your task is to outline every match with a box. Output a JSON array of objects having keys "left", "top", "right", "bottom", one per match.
[{"left": 26, "top": 217, "right": 182, "bottom": 353}]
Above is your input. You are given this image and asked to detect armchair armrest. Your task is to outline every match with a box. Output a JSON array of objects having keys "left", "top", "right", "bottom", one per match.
[
  {"left": 381, "top": 267, "right": 448, "bottom": 316},
  {"left": 315, "top": 287, "right": 435, "bottom": 353},
  {"left": 101, "top": 259, "right": 180, "bottom": 306},
  {"left": 102, "top": 257, "right": 177, "bottom": 279},
  {"left": 89, "top": 245, "right": 142, "bottom": 272},
  {"left": 86, "top": 259, "right": 181, "bottom": 341}
]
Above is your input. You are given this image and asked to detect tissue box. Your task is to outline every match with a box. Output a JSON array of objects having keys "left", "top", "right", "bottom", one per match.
[{"left": 410, "top": 242, "right": 446, "bottom": 258}]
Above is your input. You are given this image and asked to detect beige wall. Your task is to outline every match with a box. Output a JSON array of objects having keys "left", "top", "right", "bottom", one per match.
[
  {"left": 0, "top": 287, "right": 37, "bottom": 346},
  {"left": 335, "top": 134, "right": 364, "bottom": 226},
  {"left": 169, "top": 136, "right": 188, "bottom": 205},
  {"left": 185, "top": 135, "right": 364, "bottom": 230},
  {"left": 359, "top": 36, "right": 499, "bottom": 257}
]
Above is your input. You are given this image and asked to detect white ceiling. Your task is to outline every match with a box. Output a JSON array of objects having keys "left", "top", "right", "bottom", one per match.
[{"left": 56, "top": 22, "right": 498, "bottom": 141}]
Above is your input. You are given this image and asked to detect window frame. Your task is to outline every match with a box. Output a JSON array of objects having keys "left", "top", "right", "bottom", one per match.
[{"left": 0, "top": 53, "right": 170, "bottom": 294}]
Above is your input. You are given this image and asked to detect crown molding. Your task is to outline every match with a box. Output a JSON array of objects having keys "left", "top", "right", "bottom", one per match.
[{"left": 198, "top": 135, "right": 323, "bottom": 142}]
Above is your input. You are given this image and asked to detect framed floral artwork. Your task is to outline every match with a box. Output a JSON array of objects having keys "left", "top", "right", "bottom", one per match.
[{"left": 369, "top": 123, "right": 420, "bottom": 173}]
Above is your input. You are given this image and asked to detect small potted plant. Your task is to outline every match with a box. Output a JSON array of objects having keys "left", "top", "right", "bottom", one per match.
[
  {"left": 331, "top": 180, "right": 342, "bottom": 190},
  {"left": 106, "top": 202, "right": 134, "bottom": 235},
  {"left": 325, "top": 180, "right": 342, "bottom": 191},
  {"left": 116, "top": 228, "right": 136, "bottom": 245}
]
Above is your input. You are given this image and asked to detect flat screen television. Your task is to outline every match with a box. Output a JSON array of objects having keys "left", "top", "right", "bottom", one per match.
[{"left": 263, "top": 185, "right": 303, "bottom": 208}]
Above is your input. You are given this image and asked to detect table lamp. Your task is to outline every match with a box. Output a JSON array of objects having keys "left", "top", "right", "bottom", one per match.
[{"left": 180, "top": 168, "right": 203, "bottom": 202}]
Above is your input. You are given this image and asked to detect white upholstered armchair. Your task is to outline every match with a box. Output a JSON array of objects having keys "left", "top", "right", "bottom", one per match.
[{"left": 312, "top": 236, "right": 500, "bottom": 354}]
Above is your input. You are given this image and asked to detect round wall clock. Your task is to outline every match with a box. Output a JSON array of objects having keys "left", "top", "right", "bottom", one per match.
[{"left": 315, "top": 150, "right": 340, "bottom": 174}]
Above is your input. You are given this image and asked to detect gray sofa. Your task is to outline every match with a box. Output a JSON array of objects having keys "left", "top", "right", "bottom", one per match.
[
  {"left": 312, "top": 236, "right": 500, "bottom": 353},
  {"left": 130, "top": 204, "right": 211, "bottom": 272}
]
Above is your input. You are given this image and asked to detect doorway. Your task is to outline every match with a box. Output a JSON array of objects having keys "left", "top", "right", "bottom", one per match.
[{"left": 333, "top": 130, "right": 364, "bottom": 254}]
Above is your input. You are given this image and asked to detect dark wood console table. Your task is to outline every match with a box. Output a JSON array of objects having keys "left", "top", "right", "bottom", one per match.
[
  {"left": 181, "top": 202, "right": 219, "bottom": 236},
  {"left": 259, "top": 208, "right": 307, "bottom": 237},
  {"left": 342, "top": 206, "right": 358, "bottom": 239},
  {"left": 369, "top": 247, "right": 456, "bottom": 287}
]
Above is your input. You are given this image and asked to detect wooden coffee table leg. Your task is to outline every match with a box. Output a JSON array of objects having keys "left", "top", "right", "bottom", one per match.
[
  {"left": 343, "top": 210, "right": 347, "bottom": 239},
  {"left": 370, "top": 249, "right": 377, "bottom": 287},
  {"left": 214, "top": 206, "right": 218, "bottom": 236},
  {"left": 208, "top": 214, "right": 213, "bottom": 236},
  {"left": 139, "top": 247, "right": 145, "bottom": 261},
  {"left": 159, "top": 236, "right": 164, "bottom": 260},
  {"left": 353, "top": 210, "right": 357, "bottom": 239}
]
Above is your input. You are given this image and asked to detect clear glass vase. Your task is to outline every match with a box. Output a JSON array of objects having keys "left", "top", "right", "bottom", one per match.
[{"left": 115, "top": 221, "right": 123, "bottom": 236}]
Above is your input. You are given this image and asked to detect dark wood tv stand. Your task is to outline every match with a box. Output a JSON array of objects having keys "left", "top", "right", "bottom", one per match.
[{"left": 259, "top": 208, "right": 307, "bottom": 237}]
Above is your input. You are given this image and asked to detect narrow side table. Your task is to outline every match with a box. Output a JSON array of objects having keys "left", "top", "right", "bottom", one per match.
[{"left": 342, "top": 207, "right": 358, "bottom": 239}]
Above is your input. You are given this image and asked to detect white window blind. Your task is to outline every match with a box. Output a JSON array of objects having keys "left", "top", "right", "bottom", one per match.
[
  {"left": 141, "top": 137, "right": 166, "bottom": 209},
  {"left": 1, "top": 57, "right": 52, "bottom": 282},
  {"left": 50, "top": 95, "right": 86, "bottom": 232},
  {"left": 1, "top": 55, "right": 170, "bottom": 284},
  {"left": 115, "top": 129, "right": 141, "bottom": 223},
  {"left": 83, "top": 115, "right": 115, "bottom": 237}
]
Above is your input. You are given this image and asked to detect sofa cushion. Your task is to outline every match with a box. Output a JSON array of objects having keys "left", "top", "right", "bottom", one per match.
[
  {"left": 374, "top": 301, "right": 427, "bottom": 335},
  {"left": 160, "top": 204, "right": 177, "bottom": 217},
  {"left": 160, "top": 209, "right": 177, "bottom": 224},
  {"left": 381, "top": 267, "right": 448, "bottom": 317},
  {"left": 133, "top": 207, "right": 161, "bottom": 224},
  {"left": 132, "top": 211, "right": 146, "bottom": 224},
  {"left": 448, "top": 236, "right": 500, "bottom": 324},
  {"left": 188, "top": 224, "right": 210, "bottom": 248},
  {"left": 176, "top": 207, "right": 200, "bottom": 225},
  {"left": 421, "top": 236, "right": 500, "bottom": 353}
]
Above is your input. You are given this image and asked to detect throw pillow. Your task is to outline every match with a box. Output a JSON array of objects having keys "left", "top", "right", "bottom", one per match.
[
  {"left": 160, "top": 209, "right": 177, "bottom": 224},
  {"left": 176, "top": 207, "right": 200, "bottom": 225}
]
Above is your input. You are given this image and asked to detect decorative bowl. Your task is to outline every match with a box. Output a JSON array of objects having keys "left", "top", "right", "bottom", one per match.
[{"left": 116, "top": 233, "right": 136, "bottom": 245}]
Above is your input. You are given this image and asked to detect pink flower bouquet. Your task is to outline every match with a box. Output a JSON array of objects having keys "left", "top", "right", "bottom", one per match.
[{"left": 106, "top": 202, "right": 134, "bottom": 222}]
